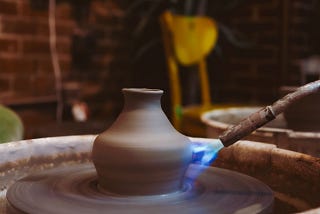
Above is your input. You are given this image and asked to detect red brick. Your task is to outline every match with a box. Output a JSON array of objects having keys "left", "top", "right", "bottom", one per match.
[
  {"left": 1, "top": 16, "right": 74, "bottom": 37},
  {"left": 224, "top": 63, "right": 252, "bottom": 74},
  {"left": 32, "top": 74, "right": 56, "bottom": 95},
  {"left": 12, "top": 75, "right": 34, "bottom": 94},
  {"left": 232, "top": 47, "right": 278, "bottom": 60},
  {"left": 36, "top": 59, "right": 71, "bottom": 78},
  {"left": 257, "top": 33, "right": 281, "bottom": 45},
  {"left": 90, "top": 1, "right": 124, "bottom": 23},
  {"left": 0, "top": 38, "right": 18, "bottom": 53},
  {"left": 1, "top": 17, "right": 40, "bottom": 35},
  {"left": 22, "top": 39, "right": 69, "bottom": 54},
  {"left": 18, "top": 1, "right": 49, "bottom": 18},
  {"left": 56, "top": 21, "right": 76, "bottom": 36},
  {"left": 56, "top": 40, "right": 71, "bottom": 54},
  {"left": 19, "top": 0, "right": 72, "bottom": 19},
  {"left": 12, "top": 73, "right": 56, "bottom": 96},
  {"left": 36, "top": 59, "right": 53, "bottom": 74},
  {"left": 0, "top": 76, "right": 11, "bottom": 91},
  {"left": 0, "top": 0, "right": 17, "bottom": 15},
  {"left": 256, "top": 64, "right": 281, "bottom": 74},
  {"left": 230, "top": 6, "right": 255, "bottom": 20},
  {"left": 60, "top": 60, "right": 71, "bottom": 74},
  {"left": 233, "top": 20, "right": 278, "bottom": 32},
  {"left": 17, "top": 20, "right": 76, "bottom": 37},
  {"left": 55, "top": 3, "right": 73, "bottom": 19},
  {"left": 258, "top": 6, "right": 281, "bottom": 18},
  {"left": 22, "top": 39, "right": 49, "bottom": 54},
  {"left": 35, "top": 22, "right": 50, "bottom": 35},
  {"left": 0, "top": 57, "right": 36, "bottom": 74}
]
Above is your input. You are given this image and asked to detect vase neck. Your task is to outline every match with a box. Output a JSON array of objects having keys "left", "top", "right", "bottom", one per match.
[{"left": 122, "top": 88, "right": 163, "bottom": 111}]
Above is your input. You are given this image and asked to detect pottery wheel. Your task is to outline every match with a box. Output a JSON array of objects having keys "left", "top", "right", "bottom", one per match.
[{"left": 6, "top": 163, "right": 273, "bottom": 214}]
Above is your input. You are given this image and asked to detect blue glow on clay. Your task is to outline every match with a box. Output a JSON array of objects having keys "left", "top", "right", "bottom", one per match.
[{"left": 190, "top": 141, "right": 221, "bottom": 166}]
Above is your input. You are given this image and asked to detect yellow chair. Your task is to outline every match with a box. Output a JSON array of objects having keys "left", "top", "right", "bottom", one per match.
[{"left": 160, "top": 11, "right": 231, "bottom": 137}]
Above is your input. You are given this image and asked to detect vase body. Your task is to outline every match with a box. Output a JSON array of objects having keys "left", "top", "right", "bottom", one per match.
[{"left": 92, "top": 88, "right": 192, "bottom": 195}]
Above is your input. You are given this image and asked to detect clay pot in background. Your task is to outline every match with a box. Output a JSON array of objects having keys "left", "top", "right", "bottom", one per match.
[{"left": 280, "top": 86, "right": 320, "bottom": 132}]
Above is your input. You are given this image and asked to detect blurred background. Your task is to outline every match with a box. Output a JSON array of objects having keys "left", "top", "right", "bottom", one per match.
[{"left": 0, "top": 0, "right": 319, "bottom": 141}]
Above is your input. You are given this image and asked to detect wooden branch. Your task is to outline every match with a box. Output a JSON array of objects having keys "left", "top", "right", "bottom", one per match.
[{"left": 220, "top": 80, "right": 320, "bottom": 147}]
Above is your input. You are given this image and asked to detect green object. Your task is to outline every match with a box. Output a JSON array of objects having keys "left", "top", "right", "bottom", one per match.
[
  {"left": 0, "top": 105, "right": 23, "bottom": 143},
  {"left": 175, "top": 105, "right": 183, "bottom": 120}
]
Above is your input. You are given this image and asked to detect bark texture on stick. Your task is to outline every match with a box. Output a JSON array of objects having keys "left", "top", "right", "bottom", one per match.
[{"left": 220, "top": 80, "right": 320, "bottom": 147}]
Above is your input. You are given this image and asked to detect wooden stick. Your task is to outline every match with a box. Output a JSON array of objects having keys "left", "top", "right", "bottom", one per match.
[{"left": 219, "top": 80, "right": 320, "bottom": 147}]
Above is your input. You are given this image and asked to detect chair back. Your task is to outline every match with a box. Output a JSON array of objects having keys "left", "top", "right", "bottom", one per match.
[{"left": 160, "top": 11, "right": 218, "bottom": 128}]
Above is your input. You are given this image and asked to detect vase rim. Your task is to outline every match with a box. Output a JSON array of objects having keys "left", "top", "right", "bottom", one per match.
[{"left": 122, "top": 88, "right": 163, "bottom": 94}]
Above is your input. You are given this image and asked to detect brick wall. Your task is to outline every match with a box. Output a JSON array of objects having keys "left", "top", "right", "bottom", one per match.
[
  {"left": 0, "top": 0, "right": 74, "bottom": 101},
  {"left": 209, "top": 0, "right": 315, "bottom": 104},
  {"left": 0, "top": 0, "right": 130, "bottom": 104},
  {"left": 0, "top": 0, "right": 316, "bottom": 138},
  {"left": 286, "top": 0, "right": 315, "bottom": 84},
  {"left": 0, "top": 0, "right": 131, "bottom": 138}
]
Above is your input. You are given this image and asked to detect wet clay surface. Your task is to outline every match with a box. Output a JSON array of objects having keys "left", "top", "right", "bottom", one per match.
[
  {"left": 1, "top": 136, "right": 319, "bottom": 213},
  {"left": 7, "top": 163, "right": 273, "bottom": 214},
  {"left": 0, "top": 135, "right": 95, "bottom": 213}
]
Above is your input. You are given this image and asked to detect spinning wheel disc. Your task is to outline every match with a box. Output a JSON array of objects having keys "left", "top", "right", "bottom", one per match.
[{"left": 7, "top": 164, "right": 273, "bottom": 214}]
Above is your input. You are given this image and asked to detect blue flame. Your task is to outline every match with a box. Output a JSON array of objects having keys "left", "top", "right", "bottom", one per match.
[
  {"left": 187, "top": 138, "right": 224, "bottom": 181},
  {"left": 190, "top": 138, "right": 224, "bottom": 166}
]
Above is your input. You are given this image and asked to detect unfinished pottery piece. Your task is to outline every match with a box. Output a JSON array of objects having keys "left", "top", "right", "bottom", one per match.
[
  {"left": 2, "top": 136, "right": 319, "bottom": 213},
  {"left": 5, "top": 89, "right": 274, "bottom": 213},
  {"left": 92, "top": 88, "right": 193, "bottom": 195}
]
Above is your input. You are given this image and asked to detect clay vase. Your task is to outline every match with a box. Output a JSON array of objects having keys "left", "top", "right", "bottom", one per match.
[{"left": 92, "top": 88, "right": 192, "bottom": 195}]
